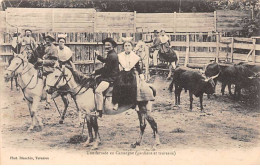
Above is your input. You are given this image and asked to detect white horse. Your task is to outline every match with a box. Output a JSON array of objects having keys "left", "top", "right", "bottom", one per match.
[
  {"left": 4, "top": 54, "right": 74, "bottom": 132},
  {"left": 4, "top": 53, "right": 44, "bottom": 132},
  {"left": 45, "top": 67, "right": 160, "bottom": 150},
  {"left": 134, "top": 40, "right": 151, "bottom": 81}
]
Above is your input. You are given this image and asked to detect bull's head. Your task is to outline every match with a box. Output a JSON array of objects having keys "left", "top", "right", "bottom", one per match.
[{"left": 203, "top": 72, "right": 220, "bottom": 94}]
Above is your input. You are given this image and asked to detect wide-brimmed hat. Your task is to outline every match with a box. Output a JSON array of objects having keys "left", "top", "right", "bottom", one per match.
[
  {"left": 102, "top": 37, "right": 117, "bottom": 47},
  {"left": 24, "top": 29, "right": 32, "bottom": 33},
  {"left": 43, "top": 33, "right": 55, "bottom": 42}
]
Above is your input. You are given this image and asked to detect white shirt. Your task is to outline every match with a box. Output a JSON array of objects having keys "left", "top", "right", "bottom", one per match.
[
  {"left": 57, "top": 46, "right": 72, "bottom": 62},
  {"left": 118, "top": 51, "right": 140, "bottom": 71}
]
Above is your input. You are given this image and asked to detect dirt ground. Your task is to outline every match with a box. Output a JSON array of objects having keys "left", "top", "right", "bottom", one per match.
[{"left": 1, "top": 65, "right": 260, "bottom": 164}]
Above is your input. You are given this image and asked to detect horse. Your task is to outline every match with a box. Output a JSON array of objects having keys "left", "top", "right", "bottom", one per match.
[
  {"left": 26, "top": 43, "right": 80, "bottom": 125},
  {"left": 45, "top": 67, "right": 160, "bottom": 150},
  {"left": 3, "top": 53, "right": 77, "bottom": 132},
  {"left": 157, "top": 43, "right": 180, "bottom": 79},
  {"left": 134, "top": 40, "right": 151, "bottom": 81},
  {"left": 4, "top": 53, "right": 45, "bottom": 132}
]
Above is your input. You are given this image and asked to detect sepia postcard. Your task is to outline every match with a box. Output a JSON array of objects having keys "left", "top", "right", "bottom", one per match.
[{"left": 0, "top": 0, "right": 260, "bottom": 165}]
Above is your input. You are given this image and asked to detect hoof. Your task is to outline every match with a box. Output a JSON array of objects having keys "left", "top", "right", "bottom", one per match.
[
  {"left": 130, "top": 142, "right": 140, "bottom": 148},
  {"left": 44, "top": 103, "right": 51, "bottom": 109},
  {"left": 35, "top": 125, "right": 42, "bottom": 132},
  {"left": 83, "top": 139, "right": 94, "bottom": 147},
  {"left": 59, "top": 120, "right": 64, "bottom": 124},
  {"left": 27, "top": 126, "right": 34, "bottom": 133},
  {"left": 91, "top": 141, "right": 100, "bottom": 150},
  {"left": 130, "top": 144, "right": 136, "bottom": 148}
]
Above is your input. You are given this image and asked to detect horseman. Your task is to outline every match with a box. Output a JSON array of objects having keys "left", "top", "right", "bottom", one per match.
[
  {"left": 38, "top": 33, "right": 58, "bottom": 109},
  {"left": 92, "top": 37, "right": 120, "bottom": 118},
  {"left": 158, "top": 29, "right": 171, "bottom": 53},
  {"left": 56, "top": 33, "right": 76, "bottom": 71},
  {"left": 112, "top": 37, "right": 155, "bottom": 111},
  {"left": 22, "top": 29, "right": 37, "bottom": 57},
  {"left": 150, "top": 30, "right": 161, "bottom": 66}
]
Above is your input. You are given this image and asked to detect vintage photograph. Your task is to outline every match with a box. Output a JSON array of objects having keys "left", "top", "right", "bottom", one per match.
[{"left": 0, "top": 0, "right": 260, "bottom": 165}]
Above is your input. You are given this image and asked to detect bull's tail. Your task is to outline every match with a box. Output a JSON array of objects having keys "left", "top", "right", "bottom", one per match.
[
  {"left": 168, "top": 79, "right": 174, "bottom": 92},
  {"left": 149, "top": 85, "right": 156, "bottom": 97}
]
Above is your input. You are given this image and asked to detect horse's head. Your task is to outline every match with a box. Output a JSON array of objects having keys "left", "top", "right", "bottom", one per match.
[
  {"left": 36, "top": 43, "right": 45, "bottom": 58},
  {"left": 4, "top": 54, "right": 27, "bottom": 82},
  {"left": 45, "top": 67, "right": 72, "bottom": 94}
]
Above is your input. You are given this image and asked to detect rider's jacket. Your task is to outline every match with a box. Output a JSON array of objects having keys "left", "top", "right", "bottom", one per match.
[
  {"left": 42, "top": 43, "right": 58, "bottom": 74},
  {"left": 94, "top": 49, "right": 120, "bottom": 83}
]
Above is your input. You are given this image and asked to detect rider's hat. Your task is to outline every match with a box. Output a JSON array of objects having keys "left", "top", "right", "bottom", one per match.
[
  {"left": 57, "top": 33, "right": 67, "bottom": 43},
  {"left": 43, "top": 33, "right": 55, "bottom": 42},
  {"left": 153, "top": 30, "right": 159, "bottom": 34},
  {"left": 24, "top": 29, "right": 32, "bottom": 33},
  {"left": 102, "top": 37, "right": 117, "bottom": 48}
]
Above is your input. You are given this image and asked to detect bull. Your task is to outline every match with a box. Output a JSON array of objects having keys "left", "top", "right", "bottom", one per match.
[
  {"left": 205, "top": 61, "right": 260, "bottom": 99},
  {"left": 205, "top": 62, "right": 233, "bottom": 96},
  {"left": 168, "top": 67, "right": 219, "bottom": 111}
]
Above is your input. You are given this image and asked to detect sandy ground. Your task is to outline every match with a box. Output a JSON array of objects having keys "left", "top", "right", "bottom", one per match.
[{"left": 1, "top": 65, "right": 260, "bottom": 164}]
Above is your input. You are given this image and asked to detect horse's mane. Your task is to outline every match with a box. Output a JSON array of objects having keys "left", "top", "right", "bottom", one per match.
[{"left": 69, "top": 68, "right": 95, "bottom": 88}]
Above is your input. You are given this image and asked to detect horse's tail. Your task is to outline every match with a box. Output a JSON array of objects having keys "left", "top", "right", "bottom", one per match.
[
  {"left": 149, "top": 85, "right": 156, "bottom": 97},
  {"left": 168, "top": 71, "right": 176, "bottom": 92},
  {"left": 174, "top": 50, "right": 180, "bottom": 68}
]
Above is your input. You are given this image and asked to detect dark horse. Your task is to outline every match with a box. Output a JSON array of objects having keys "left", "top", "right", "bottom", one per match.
[{"left": 158, "top": 43, "right": 179, "bottom": 79}]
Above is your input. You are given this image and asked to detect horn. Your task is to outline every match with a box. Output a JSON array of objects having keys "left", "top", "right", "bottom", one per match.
[{"left": 210, "top": 72, "right": 220, "bottom": 80}]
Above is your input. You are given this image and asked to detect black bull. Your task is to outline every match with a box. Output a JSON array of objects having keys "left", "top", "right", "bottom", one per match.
[
  {"left": 169, "top": 67, "right": 219, "bottom": 111},
  {"left": 205, "top": 62, "right": 260, "bottom": 99}
]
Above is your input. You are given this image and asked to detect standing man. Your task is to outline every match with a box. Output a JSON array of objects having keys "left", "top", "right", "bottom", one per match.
[
  {"left": 92, "top": 37, "right": 119, "bottom": 117},
  {"left": 39, "top": 33, "right": 58, "bottom": 109}
]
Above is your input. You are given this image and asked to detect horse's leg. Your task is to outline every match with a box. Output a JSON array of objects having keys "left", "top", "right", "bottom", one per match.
[
  {"left": 83, "top": 113, "right": 94, "bottom": 147},
  {"left": 15, "top": 75, "right": 19, "bottom": 91},
  {"left": 167, "top": 63, "right": 173, "bottom": 80},
  {"left": 72, "top": 96, "right": 81, "bottom": 126},
  {"left": 189, "top": 91, "right": 193, "bottom": 111},
  {"left": 91, "top": 114, "right": 101, "bottom": 150},
  {"left": 59, "top": 95, "right": 69, "bottom": 124},
  {"left": 26, "top": 101, "right": 34, "bottom": 132},
  {"left": 10, "top": 76, "right": 13, "bottom": 90},
  {"left": 131, "top": 102, "right": 147, "bottom": 148},
  {"left": 145, "top": 101, "right": 160, "bottom": 148},
  {"left": 28, "top": 97, "right": 42, "bottom": 132}
]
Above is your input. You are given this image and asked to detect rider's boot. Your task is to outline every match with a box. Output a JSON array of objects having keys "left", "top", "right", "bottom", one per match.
[
  {"left": 97, "top": 110, "right": 103, "bottom": 118},
  {"left": 113, "top": 103, "right": 118, "bottom": 111}
]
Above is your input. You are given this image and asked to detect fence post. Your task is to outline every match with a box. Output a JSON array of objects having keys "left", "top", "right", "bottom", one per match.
[
  {"left": 51, "top": 8, "right": 54, "bottom": 32},
  {"left": 94, "top": 10, "right": 97, "bottom": 33},
  {"left": 173, "top": 12, "right": 176, "bottom": 33},
  {"left": 134, "top": 11, "right": 137, "bottom": 33},
  {"left": 253, "top": 38, "right": 256, "bottom": 63},
  {"left": 214, "top": 11, "right": 217, "bottom": 32},
  {"left": 184, "top": 34, "right": 189, "bottom": 67},
  {"left": 231, "top": 37, "right": 234, "bottom": 63},
  {"left": 216, "top": 32, "right": 219, "bottom": 63}
]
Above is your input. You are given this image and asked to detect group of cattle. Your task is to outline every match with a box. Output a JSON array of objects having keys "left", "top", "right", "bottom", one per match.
[{"left": 169, "top": 62, "right": 260, "bottom": 111}]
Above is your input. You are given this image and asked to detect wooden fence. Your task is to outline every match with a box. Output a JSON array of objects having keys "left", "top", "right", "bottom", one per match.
[
  {"left": 0, "top": 8, "right": 251, "bottom": 33},
  {"left": 1, "top": 32, "right": 259, "bottom": 73}
]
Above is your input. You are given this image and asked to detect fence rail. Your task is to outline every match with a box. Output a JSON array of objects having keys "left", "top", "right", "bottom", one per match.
[
  {"left": 0, "top": 8, "right": 251, "bottom": 33},
  {"left": 1, "top": 32, "right": 259, "bottom": 73}
]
